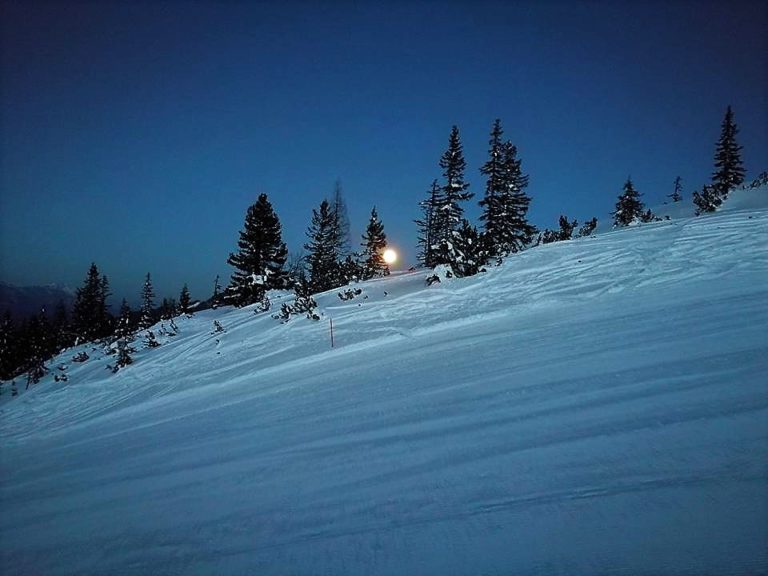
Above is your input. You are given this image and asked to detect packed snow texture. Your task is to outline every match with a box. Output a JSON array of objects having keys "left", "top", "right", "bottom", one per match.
[{"left": 2, "top": 188, "right": 767, "bottom": 575}]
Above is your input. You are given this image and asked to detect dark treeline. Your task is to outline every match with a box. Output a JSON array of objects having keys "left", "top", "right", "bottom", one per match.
[{"left": 1, "top": 106, "right": 760, "bottom": 390}]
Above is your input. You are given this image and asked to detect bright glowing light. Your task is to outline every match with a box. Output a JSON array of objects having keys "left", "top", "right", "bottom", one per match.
[{"left": 383, "top": 248, "right": 397, "bottom": 264}]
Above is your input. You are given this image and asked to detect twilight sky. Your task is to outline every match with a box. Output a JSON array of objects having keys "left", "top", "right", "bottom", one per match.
[{"left": 1, "top": 0, "right": 766, "bottom": 305}]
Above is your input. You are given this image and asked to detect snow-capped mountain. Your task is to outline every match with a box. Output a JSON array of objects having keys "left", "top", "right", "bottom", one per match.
[
  {"left": 0, "top": 282, "right": 75, "bottom": 320},
  {"left": 1, "top": 186, "right": 766, "bottom": 575}
]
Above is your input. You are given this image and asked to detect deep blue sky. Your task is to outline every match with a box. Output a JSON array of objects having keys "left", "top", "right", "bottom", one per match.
[{"left": 1, "top": 0, "right": 766, "bottom": 305}]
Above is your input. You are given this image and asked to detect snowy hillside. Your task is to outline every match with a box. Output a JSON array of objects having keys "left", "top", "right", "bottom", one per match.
[{"left": 2, "top": 188, "right": 767, "bottom": 575}]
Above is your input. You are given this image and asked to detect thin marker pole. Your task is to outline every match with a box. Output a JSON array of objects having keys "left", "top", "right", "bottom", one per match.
[{"left": 330, "top": 317, "right": 334, "bottom": 348}]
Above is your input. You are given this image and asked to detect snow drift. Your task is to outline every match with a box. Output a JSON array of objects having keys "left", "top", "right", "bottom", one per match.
[{"left": 1, "top": 187, "right": 767, "bottom": 575}]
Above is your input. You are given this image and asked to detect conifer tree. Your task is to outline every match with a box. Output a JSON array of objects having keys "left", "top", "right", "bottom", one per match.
[
  {"left": 211, "top": 275, "right": 222, "bottom": 309},
  {"left": 479, "top": 120, "right": 536, "bottom": 257},
  {"left": 711, "top": 106, "right": 745, "bottom": 199},
  {"left": 433, "top": 126, "right": 472, "bottom": 267},
  {"left": 179, "top": 284, "right": 191, "bottom": 314},
  {"left": 416, "top": 179, "right": 440, "bottom": 268},
  {"left": 115, "top": 298, "right": 134, "bottom": 339},
  {"left": 227, "top": 193, "right": 289, "bottom": 306},
  {"left": 51, "top": 300, "right": 72, "bottom": 351},
  {"left": 305, "top": 200, "right": 341, "bottom": 293},
  {"left": 0, "top": 311, "right": 16, "bottom": 380},
  {"left": 72, "top": 263, "right": 111, "bottom": 341},
  {"left": 451, "top": 219, "right": 484, "bottom": 277},
  {"left": 361, "top": 206, "right": 389, "bottom": 279},
  {"left": 669, "top": 176, "right": 683, "bottom": 202},
  {"left": 332, "top": 179, "right": 351, "bottom": 258},
  {"left": 612, "top": 178, "right": 645, "bottom": 227},
  {"left": 139, "top": 273, "right": 155, "bottom": 329},
  {"left": 693, "top": 184, "right": 722, "bottom": 215}
]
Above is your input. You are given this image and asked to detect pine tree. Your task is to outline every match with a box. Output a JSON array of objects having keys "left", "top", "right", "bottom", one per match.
[
  {"left": 211, "top": 275, "right": 222, "bottom": 309},
  {"left": 711, "top": 105, "right": 745, "bottom": 199},
  {"left": 613, "top": 178, "right": 645, "bottom": 227},
  {"left": 331, "top": 179, "right": 351, "bottom": 258},
  {"left": 416, "top": 179, "right": 440, "bottom": 268},
  {"left": 115, "top": 299, "right": 134, "bottom": 339},
  {"left": 51, "top": 300, "right": 72, "bottom": 351},
  {"left": 179, "top": 284, "right": 191, "bottom": 314},
  {"left": 669, "top": 176, "right": 683, "bottom": 202},
  {"left": 433, "top": 125, "right": 472, "bottom": 267},
  {"left": 693, "top": 184, "right": 722, "bottom": 215},
  {"left": 139, "top": 273, "right": 155, "bottom": 329},
  {"left": 0, "top": 311, "right": 16, "bottom": 380},
  {"left": 480, "top": 123, "right": 536, "bottom": 258},
  {"left": 579, "top": 217, "right": 598, "bottom": 237},
  {"left": 361, "top": 206, "right": 389, "bottom": 279},
  {"left": 305, "top": 199, "right": 342, "bottom": 293},
  {"left": 227, "top": 193, "right": 289, "bottom": 306},
  {"left": 72, "top": 263, "right": 111, "bottom": 342},
  {"left": 451, "top": 219, "right": 484, "bottom": 277}
]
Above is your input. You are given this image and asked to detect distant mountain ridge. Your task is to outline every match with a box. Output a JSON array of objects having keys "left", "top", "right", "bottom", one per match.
[{"left": 0, "top": 282, "right": 76, "bottom": 319}]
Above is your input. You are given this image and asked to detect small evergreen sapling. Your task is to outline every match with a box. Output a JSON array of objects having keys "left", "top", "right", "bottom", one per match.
[
  {"left": 693, "top": 184, "right": 722, "bottom": 215},
  {"left": 579, "top": 217, "right": 598, "bottom": 237}
]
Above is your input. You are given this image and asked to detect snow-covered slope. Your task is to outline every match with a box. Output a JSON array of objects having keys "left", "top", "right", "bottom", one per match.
[{"left": 2, "top": 188, "right": 767, "bottom": 575}]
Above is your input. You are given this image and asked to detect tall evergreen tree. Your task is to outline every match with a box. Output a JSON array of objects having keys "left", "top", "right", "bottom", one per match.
[
  {"left": 416, "top": 179, "right": 440, "bottom": 268},
  {"left": 51, "top": 300, "right": 72, "bottom": 351},
  {"left": 227, "top": 193, "right": 289, "bottom": 306},
  {"left": 72, "top": 263, "right": 110, "bottom": 341},
  {"left": 179, "top": 284, "right": 191, "bottom": 313},
  {"left": 479, "top": 121, "right": 535, "bottom": 257},
  {"left": 139, "top": 273, "right": 155, "bottom": 329},
  {"left": 433, "top": 125, "right": 472, "bottom": 267},
  {"left": 613, "top": 178, "right": 645, "bottom": 227},
  {"left": 0, "top": 311, "right": 16, "bottom": 380},
  {"left": 361, "top": 206, "right": 389, "bottom": 279},
  {"left": 331, "top": 179, "right": 351, "bottom": 258},
  {"left": 305, "top": 199, "right": 341, "bottom": 293},
  {"left": 711, "top": 105, "right": 745, "bottom": 198},
  {"left": 669, "top": 176, "right": 683, "bottom": 202}
]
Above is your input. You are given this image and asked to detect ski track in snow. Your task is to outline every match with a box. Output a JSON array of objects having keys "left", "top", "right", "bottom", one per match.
[{"left": 1, "top": 190, "right": 768, "bottom": 575}]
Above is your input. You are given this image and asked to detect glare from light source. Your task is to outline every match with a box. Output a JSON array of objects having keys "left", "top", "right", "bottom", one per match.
[{"left": 383, "top": 248, "right": 397, "bottom": 264}]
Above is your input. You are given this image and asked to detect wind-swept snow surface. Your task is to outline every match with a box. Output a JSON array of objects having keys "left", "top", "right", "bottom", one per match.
[{"left": 2, "top": 189, "right": 767, "bottom": 575}]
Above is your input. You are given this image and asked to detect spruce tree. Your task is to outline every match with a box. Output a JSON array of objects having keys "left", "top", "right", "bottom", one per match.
[
  {"left": 331, "top": 180, "right": 351, "bottom": 258},
  {"left": 0, "top": 311, "right": 16, "bottom": 380},
  {"left": 361, "top": 206, "right": 389, "bottom": 279},
  {"left": 416, "top": 179, "right": 440, "bottom": 268},
  {"left": 139, "top": 273, "right": 155, "bottom": 329},
  {"left": 693, "top": 184, "right": 722, "bottom": 215},
  {"left": 227, "top": 193, "right": 289, "bottom": 306},
  {"left": 72, "top": 263, "right": 110, "bottom": 342},
  {"left": 479, "top": 119, "right": 504, "bottom": 252},
  {"left": 179, "top": 284, "right": 191, "bottom": 314},
  {"left": 612, "top": 178, "right": 645, "bottom": 227},
  {"left": 451, "top": 219, "right": 484, "bottom": 277},
  {"left": 480, "top": 131, "right": 536, "bottom": 257},
  {"left": 305, "top": 199, "right": 341, "bottom": 293},
  {"left": 433, "top": 125, "right": 472, "bottom": 267},
  {"left": 669, "top": 176, "right": 683, "bottom": 202},
  {"left": 115, "top": 298, "right": 134, "bottom": 340},
  {"left": 211, "top": 275, "right": 222, "bottom": 309},
  {"left": 711, "top": 105, "right": 745, "bottom": 199}
]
